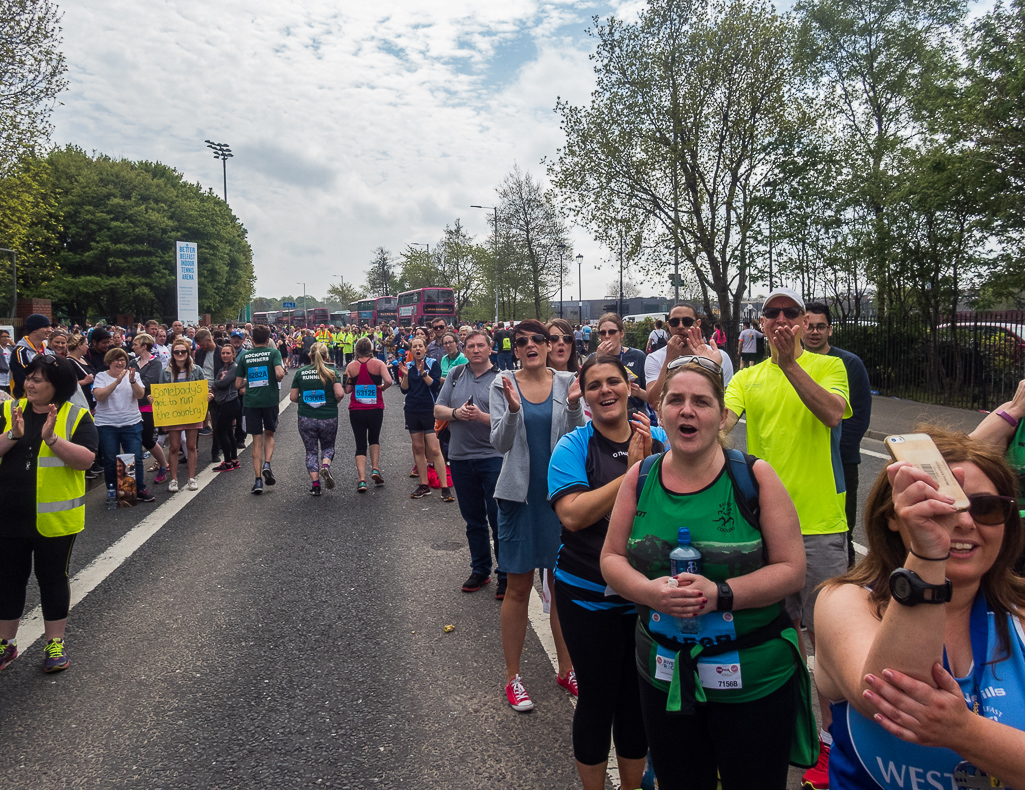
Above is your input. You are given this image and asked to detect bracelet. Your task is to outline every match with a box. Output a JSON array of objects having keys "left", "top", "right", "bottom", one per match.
[
  {"left": 909, "top": 547, "right": 950, "bottom": 562},
  {"left": 997, "top": 410, "right": 1021, "bottom": 430},
  {"left": 45, "top": 435, "right": 58, "bottom": 447}
]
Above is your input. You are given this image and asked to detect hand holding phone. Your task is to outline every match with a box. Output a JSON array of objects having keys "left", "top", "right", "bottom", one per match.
[{"left": 885, "top": 434, "right": 970, "bottom": 512}]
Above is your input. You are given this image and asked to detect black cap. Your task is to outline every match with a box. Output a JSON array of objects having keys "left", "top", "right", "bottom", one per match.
[{"left": 24, "top": 313, "right": 51, "bottom": 333}]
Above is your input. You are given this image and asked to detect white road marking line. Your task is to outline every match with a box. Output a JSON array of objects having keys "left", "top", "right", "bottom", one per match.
[
  {"left": 862, "top": 448, "right": 890, "bottom": 460},
  {"left": 15, "top": 393, "right": 294, "bottom": 659}
]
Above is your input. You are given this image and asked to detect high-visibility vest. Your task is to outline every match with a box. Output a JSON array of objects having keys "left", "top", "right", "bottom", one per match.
[
  {"left": 2, "top": 399, "right": 88, "bottom": 537},
  {"left": 342, "top": 333, "right": 354, "bottom": 352}
]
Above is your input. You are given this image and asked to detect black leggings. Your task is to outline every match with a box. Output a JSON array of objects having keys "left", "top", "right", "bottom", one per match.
[
  {"left": 555, "top": 579, "right": 648, "bottom": 765},
  {"left": 140, "top": 410, "right": 158, "bottom": 451},
  {"left": 349, "top": 409, "right": 383, "bottom": 457},
  {"left": 0, "top": 533, "right": 78, "bottom": 621},
  {"left": 213, "top": 399, "right": 241, "bottom": 462},
  {"left": 638, "top": 669, "right": 798, "bottom": 790}
]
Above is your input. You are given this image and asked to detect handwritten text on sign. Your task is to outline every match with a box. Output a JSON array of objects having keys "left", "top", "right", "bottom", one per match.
[{"left": 152, "top": 380, "right": 208, "bottom": 427}]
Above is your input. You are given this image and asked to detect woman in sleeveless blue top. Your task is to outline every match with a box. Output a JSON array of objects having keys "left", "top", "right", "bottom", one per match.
[{"left": 815, "top": 428, "right": 1025, "bottom": 789}]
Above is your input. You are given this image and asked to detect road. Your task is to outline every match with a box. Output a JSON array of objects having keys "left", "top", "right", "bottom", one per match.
[{"left": 0, "top": 371, "right": 908, "bottom": 789}]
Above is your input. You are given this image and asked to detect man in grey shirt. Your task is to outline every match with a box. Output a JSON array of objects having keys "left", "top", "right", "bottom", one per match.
[{"left": 435, "top": 330, "right": 506, "bottom": 599}]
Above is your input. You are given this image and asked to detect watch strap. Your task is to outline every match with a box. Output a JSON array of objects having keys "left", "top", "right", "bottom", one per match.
[{"left": 716, "top": 581, "right": 734, "bottom": 612}]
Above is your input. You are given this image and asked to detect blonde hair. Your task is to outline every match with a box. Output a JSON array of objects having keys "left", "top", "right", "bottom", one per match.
[{"left": 310, "top": 342, "right": 337, "bottom": 387}]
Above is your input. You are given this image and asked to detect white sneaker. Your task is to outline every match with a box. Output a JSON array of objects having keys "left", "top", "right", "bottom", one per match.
[
  {"left": 187, "top": 478, "right": 198, "bottom": 491},
  {"left": 168, "top": 479, "right": 179, "bottom": 493}
]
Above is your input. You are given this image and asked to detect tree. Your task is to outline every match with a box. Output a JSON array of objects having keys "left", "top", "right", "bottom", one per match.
[
  {"left": 398, "top": 245, "right": 440, "bottom": 291},
  {"left": 0, "top": 155, "right": 60, "bottom": 313},
  {"left": 363, "top": 246, "right": 399, "bottom": 297},
  {"left": 496, "top": 166, "right": 571, "bottom": 320},
  {"left": 326, "top": 281, "right": 363, "bottom": 308},
  {"left": 0, "top": 0, "right": 68, "bottom": 176},
  {"left": 39, "top": 146, "right": 254, "bottom": 321},
  {"left": 549, "top": 0, "right": 806, "bottom": 350},
  {"left": 435, "top": 219, "right": 489, "bottom": 320}
]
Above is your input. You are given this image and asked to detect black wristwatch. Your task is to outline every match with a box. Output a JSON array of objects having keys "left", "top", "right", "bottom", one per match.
[
  {"left": 716, "top": 581, "right": 734, "bottom": 612},
  {"left": 889, "top": 568, "right": 952, "bottom": 606}
]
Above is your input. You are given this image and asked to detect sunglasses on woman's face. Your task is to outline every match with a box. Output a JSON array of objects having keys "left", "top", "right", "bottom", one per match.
[
  {"left": 552, "top": 334, "right": 574, "bottom": 344},
  {"left": 173, "top": 350, "right": 189, "bottom": 356},
  {"left": 762, "top": 307, "right": 802, "bottom": 320},
  {"left": 514, "top": 333, "right": 548, "bottom": 348},
  {"left": 967, "top": 493, "right": 1017, "bottom": 525},
  {"left": 667, "top": 316, "right": 695, "bottom": 328},
  {"left": 597, "top": 329, "right": 619, "bottom": 337}
]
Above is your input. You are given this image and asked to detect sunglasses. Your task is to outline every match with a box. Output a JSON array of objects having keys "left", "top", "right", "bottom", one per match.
[
  {"left": 38, "top": 354, "right": 58, "bottom": 366},
  {"left": 173, "top": 349, "right": 190, "bottom": 356},
  {"left": 552, "top": 334, "right": 574, "bottom": 344},
  {"left": 667, "top": 316, "right": 695, "bottom": 328},
  {"left": 598, "top": 329, "right": 619, "bottom": 337},
  {"left": 966, "top": 493, "right": 1017, "bottom": 525},
  {"left": 515, "top": 333, "right": 548, "bottom": 348},
  {"left": 667, "top": 355, "right": 723, "bottom": 375},
  {"left": 762, "top": 307, "right": 803, "bottom": 320}
]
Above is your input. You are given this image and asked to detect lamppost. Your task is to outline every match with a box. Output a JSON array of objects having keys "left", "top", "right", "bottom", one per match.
[
  {"left": 576, "top": 253, "right": 583, "bottom": 323},
  {"left": 297, "top": 282, "right": 307, "bottom": 327},
  {"left": 0, "top": 247, "right": 15, "bottom": 318},
  {"left": 471, "top": 205, "right": 499, "bottom": 325},
  {"left": 204, "top": 140, "right": 233, "bottom": 201}
]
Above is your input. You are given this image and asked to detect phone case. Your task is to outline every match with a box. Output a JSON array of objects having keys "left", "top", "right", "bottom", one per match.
[{"left": 884, "top": 434, "right": 970, "bottom": 511}]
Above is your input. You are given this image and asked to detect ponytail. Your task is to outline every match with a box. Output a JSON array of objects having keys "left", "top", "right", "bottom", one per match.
[{"left": 310, "top": 342, "right": 336, "bottom": 387}]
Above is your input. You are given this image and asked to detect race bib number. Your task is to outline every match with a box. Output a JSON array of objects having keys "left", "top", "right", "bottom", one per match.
[
  {"left": 247, "top": 366, "right": 269, "bottom": 388},
  {"left": 654, "top": 645, "right": 675, "bottom": 682},
  {"left": 354, "top": 384, "right": 377, "bottom": 405},
  {"left": 303, "top": 389, "right": 326, "bottom": 407},
  {"left": 696, "top": 612, "right": 742, "bottom": 690}
]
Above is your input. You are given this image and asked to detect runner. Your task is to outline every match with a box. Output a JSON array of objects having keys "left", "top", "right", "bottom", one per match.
[
  {"left": 289, "top": 343, "right": 343, "bottom": 496},
  {"left": 398, "top": 336, "right": 451, "bottom": 501},
  {"left": 234, "top": 325, "right": 285, "bottom": 495},
  {"left": 345, "top": 337, "right": 391, "bottom": 493},
  {"left": 548, "top": 355, "right": 667, "bottom": 790}
]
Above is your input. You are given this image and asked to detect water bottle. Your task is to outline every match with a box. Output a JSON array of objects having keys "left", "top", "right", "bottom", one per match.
[
  {"left": 106, "top": 484, "right": 117, "bottom": 511},
  {"left": 669, "top": 528, "right": 702, "bottom": 634}
]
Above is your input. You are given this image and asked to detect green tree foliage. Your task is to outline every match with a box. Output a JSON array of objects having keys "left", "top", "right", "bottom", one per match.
[
  {"left": 0, "top": 0, "right": 68, "bottom": 176},
  {"left": 325, "top": 281, "right": 364, "bottom": 309},
  {"left": 549, "top": 0, "right": 803, "bottom": 347},
  {"left": 0, "top": 156, "right": 60, "bottom": 313},
  {"left": 40, "top": 146, "right": 254, "bottom": 321},
  {"left": 363, "top": 246, "right": 399, "bottom": 297}
]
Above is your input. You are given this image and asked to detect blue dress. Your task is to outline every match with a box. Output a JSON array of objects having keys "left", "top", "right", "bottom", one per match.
[{"left": 497, "top": 387, "right": 561, "bottom": 574}]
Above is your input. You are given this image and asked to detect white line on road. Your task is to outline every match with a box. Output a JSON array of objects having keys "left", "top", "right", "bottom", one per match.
[{"left": 15, "top": 393, "right": 295, "bottom": 659}]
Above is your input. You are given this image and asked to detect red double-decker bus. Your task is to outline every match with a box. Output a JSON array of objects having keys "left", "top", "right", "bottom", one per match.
[
  {"left": 375, "top": 296, "right": 398, "bottom": 325},
  {"left": 396, "top": 288, "right": 455, "bottom": 327}
]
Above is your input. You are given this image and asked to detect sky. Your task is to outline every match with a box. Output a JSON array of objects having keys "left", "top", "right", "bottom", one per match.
[{"left": 50, "top": 0, "right": 995, "bottom": 306}]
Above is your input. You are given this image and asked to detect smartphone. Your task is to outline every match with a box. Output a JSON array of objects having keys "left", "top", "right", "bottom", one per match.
[
  {"left": 884, "top": 433, "right": 970, "bottom": 511},
  {"left": 466, "top": 397, "right": 473, "bottom": 407}
]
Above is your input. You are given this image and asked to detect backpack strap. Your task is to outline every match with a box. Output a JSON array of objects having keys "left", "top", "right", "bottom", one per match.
[
  {"left": 635, "top": 453, "right": 662, "bottom": 501},
  {"left": 724, "top": 447, "right": 761, "bottom": 532}
]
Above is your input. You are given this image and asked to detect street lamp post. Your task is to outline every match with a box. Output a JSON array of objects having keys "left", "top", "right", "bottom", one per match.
[
  {"left": 471, "top": 205, "right": 499, "bottom": 325},
  {"left": 204, "top": 140, "right": 233, "bottom": 201},
  {"left": 0, "top": 247, "right": 16, "bottom": 318},
  {"left": 576, "top": 253, "right": 583, "bottom": 323}
]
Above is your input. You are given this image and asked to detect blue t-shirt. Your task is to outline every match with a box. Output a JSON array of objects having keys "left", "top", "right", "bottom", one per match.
[{"left": 402, "top": 357, "right": 441, "bottom": 413}]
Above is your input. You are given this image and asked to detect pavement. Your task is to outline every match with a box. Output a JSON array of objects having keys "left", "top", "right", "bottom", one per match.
[{"left": 863, "top": 394, "right": 988, "bottom": 442}]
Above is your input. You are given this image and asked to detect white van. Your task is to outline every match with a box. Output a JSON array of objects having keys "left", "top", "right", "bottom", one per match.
[{"left": 622, "top": 313, "right": 665, "bottom": 323}]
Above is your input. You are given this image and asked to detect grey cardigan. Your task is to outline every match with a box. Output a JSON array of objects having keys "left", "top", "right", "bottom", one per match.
[{"left": 489, "top": 369, "right": 585, "bottom": 503}]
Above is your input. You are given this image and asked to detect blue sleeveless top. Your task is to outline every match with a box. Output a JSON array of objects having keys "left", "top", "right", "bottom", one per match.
[{"left": 830, "top": 594, "right": 1025, "bottom": 789}]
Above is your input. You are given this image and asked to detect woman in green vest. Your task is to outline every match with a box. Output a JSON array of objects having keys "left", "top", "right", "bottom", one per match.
[
  {"left": 600, "top": 356, "right": 811, "bottom": 790},
  {"left": 289, "top": 342, "right": 344, "bottom": 496},
  {"left": 0, "top": 355, "right": 98, "bottom": 674}
]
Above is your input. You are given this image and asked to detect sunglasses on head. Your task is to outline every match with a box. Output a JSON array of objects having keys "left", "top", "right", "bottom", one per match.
[
  {"left": 667, "top": 355, "right": 723, "bottom": 375},
  {"left": 552, "top": 334, "right": 574, "bottom": 344},
  {"left": 667, "top": 316, "right": 695, "bottom": 328},
  {"left": 514, "top": 333, "right": 548, "bottom": 348},
  {"left": 38, "top": 354, "right": 58, "bottom": 366},
  {"left": 966, "top": 493, "right": 1017, "bottom": 525},
  {"left": 762, "top": 307, "right": 803, "bottom": 320}
]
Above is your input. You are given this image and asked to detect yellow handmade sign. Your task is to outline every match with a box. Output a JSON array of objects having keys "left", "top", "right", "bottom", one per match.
[{"left": 151, "top": 380, "right": 209, "bottom": 427}]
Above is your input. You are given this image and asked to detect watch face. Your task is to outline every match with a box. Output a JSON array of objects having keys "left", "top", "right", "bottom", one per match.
[{"left": 893, "top": 576, "right": 912, "bottom": 600}]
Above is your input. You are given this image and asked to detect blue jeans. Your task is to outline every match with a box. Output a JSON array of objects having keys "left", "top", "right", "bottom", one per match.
[
  {"left": 449, "top": 456, "right": 504, "bottom": 581},
  {"left": 498, "top": 351, "right": 514, "bottom": 370},
  {"left": 97, "top": 422, "right": 145, "bottom": 491}
]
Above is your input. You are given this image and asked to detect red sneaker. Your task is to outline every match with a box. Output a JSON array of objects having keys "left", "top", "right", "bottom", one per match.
[
  {"left": 505, "top": 674, "right": 534, "bottom": 712},
  {"left": 556, "top": 670, "right": 579, "bottom": 697},
  {"left": 802, "top": 739, "right": 830, "bottom": 790}
]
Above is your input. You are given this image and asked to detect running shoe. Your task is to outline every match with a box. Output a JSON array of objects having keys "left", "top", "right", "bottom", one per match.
[
  {"left": 168, "top": 479, "right": 179, "bottom": 493},
  {"left": 252, "top": 478, "right": 263, "bottom": 495},
  {"left": 556, "top": 670, "right": 579, "bottom": 697},
  {"left": 236, "top": 439, "right": 246, "bottom": 450},
  {"left": 137, "top": 488, "right": 156, "bottom": 503},
  {"left": 43, "top": 638, "right": 69, "bottom": 673},
  {"left": 409, "top": 466, "right": 418, "bottom": 478},
  {"left": 495, "top": 579, "right": 507, "bottom": 600},
  {"left": 311, "top": 483, "right": 322, "bottom": 497},
  {"left": 199, "top": 427, "right": 213, "bottom": 436},
  {"left": 231, "top": 459, "right": 241, "bottom": 470},
  {"left": 213, "top": 461, "right": 235, "bottom": 472},
  {"left": 411, "top": 483, "right": 432, "bottom": 499},
  {"left": 187, "top": 478, "right": 199, "bottom": 491},
  {"left": 357, "top": 481, "right": 368, "bottom": 493},
  {"left": 505, "top": 675, "right": 534, "bottom": 712},
  {"left": 441, "top": 487, "right": 455, "bottom": 502},
  {"left": 371, "top": 468, "right": 384, "bottom": 486},
  {"left": 262, "top": 463, "right": 276, "bottom": 486},
  {"left": 154, "top": 467, "right": 168, "bottom": 484},
  {"left": 0, "top": 639, "right": 17, "bottom": 672},
  {"left": 802, "top": 739, "right": 831, "bottom": 790},
  {"left": 321, "top": 464, "right": 335, "bottom": 489},
  {"left": 462, "top": 572, "right": 491, "bottom": 593}
]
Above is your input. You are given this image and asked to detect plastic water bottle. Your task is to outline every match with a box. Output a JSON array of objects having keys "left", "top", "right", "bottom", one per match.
[
  {"left": 669, "top": 528, "right": 702, "bottom": 634},
  {"left": 106, "top": 484, "right": 117, "bottom": 511}
]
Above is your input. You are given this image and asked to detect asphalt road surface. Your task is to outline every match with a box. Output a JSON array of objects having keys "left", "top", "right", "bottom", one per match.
[{"left": 3, "top": 370, "right": 891, "bottom": 790}]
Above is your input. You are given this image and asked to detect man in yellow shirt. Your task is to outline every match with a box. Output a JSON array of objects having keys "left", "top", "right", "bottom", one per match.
[
  {"left": 723, "top": 287, "right": 850, "bottom": 790},
  {"left": 341, "top": 327, "right": 355, "bottom": 365}
]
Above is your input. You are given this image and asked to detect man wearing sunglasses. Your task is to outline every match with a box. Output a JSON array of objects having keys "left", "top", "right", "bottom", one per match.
[
  {"left": 644, "top": 303, "right": 733, "bottom": 406},
  {"left": 722, "top": 287, "right": 851, "bottom": 788},
  {"left": 426, "top": 320, "right": 449, "bottom": 365}
]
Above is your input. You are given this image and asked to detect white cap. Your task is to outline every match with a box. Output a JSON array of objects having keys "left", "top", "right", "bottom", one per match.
[{"left": 762, "top": 287, "right": 805, "bottom": 311}]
